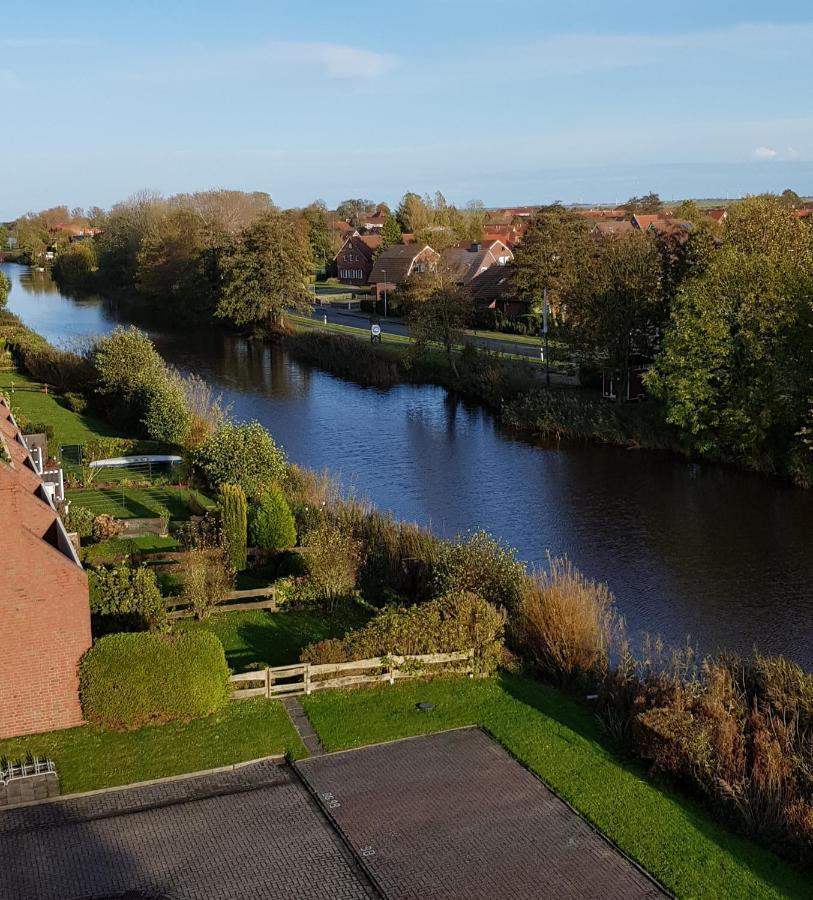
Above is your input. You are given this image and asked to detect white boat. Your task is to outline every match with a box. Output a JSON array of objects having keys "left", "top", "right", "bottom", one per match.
[{"left": 87, "top": 454, "right": 182, "bottom": 469}]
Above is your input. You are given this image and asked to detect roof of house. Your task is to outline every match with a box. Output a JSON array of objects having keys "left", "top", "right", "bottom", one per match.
[
  {"left": 706, "top": 208, "right": 728, "bottom": 222},
  {"left": 441, "top": 241, "right": 513, "bottom": 285},
  {"left": 0, "top": 396, "right": 82, "bottom": 571},
  {"left": 334, "top": 234, "right": 381, "bottom": 262},
  {"left": 630, "top": 214, "right": 661, "bottom": 231},
  {"left": 648, "top": 218, "right": 693, "bottom": 238},
  {"left": 579, "top": 208, "right": 627, "bottom": 219},
  {"left": 368, "top": 244, "right": 439, "bottom": 284},
  {"left": 592, "top": 220, "right": 635, "bottom": 236},
  {"left": 330, "top": 220, "right": 357, "bottom": 235},
  {"left": 467, "top": 264, "right": 515, "bottom": 306}
]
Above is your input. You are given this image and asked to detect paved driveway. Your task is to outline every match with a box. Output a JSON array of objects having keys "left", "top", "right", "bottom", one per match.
[
  {"left": 296, "top": 728, "right": 666, "bottom": 900},
  {"left": 0, "top": 760, "right": 376, "bottom": 900}
]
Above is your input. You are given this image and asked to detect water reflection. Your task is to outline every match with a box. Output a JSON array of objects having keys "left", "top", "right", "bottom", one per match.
[{"left": 3, "top": 262, "right": 812, "bottom": 666}]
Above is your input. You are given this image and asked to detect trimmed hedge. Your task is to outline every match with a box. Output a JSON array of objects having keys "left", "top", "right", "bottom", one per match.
[{"left": 79, "top": 631, "right": 231, "bottom": 730}]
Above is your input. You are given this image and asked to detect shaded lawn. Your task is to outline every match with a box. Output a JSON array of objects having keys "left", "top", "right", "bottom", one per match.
[
  {"left": 81, "top": 534, "right": 180, "bottom": 566},
  {"left": 302, "top": 674, "right": 809, "bottom": 900},
  {"left": 67, "top": 486, "right": 212, "bottom": 520},
  {"left": 177, "top": 603, "right": 371, "bottom": 672},
  {"left": 0, "top": 372, "right": 120, "bottom": 447},
  {"left": 0, "top": 699, "right": 305, "bottom": 795}
]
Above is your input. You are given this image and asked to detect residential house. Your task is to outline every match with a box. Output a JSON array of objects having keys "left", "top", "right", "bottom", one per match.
[
  {"left": 329, "top": 220, "right": 358, "bottom": 241},
  {"left": 51, "top": 223, "right": 102, "bottom": 242},
  {"left": 441, "top": 240, "right": 513, "bottom": 286},
  {"left": 483, "top": 222, "right": 528, "bottom": 248},
  {"left": 467, "top": 264, "right": 529, "bottom": 318},
  {"left": 334, "top": 234, "right": 382, "bottom": 285},
  {"left": 0, "top": 395, "right": 91, "bottom": 739},
  {"left": 360, "top": 206, "right": 389, "bottom": 233},
  {"left": 591, "top": 220, "right": 635, "bottom": 236},
  {"left": 706, "top": 208, "right": 728, "bottom": 224},
  {"left": 368, "top": 244, "right": 440, "bottom": 301}
]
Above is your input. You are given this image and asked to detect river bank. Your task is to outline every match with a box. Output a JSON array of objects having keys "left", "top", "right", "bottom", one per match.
[{"left": 4, "top": 261, "right": 813, "bottom": 666}]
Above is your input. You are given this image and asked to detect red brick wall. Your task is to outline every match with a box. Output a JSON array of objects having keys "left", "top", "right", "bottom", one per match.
[
  {"left": 0, "top": 534, "right": 91, "bottom": 739},
  {"left": 335, "top": 238, "right": 373, "bottom": 285}
]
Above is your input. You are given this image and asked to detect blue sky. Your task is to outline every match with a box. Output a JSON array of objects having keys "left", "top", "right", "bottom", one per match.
[{"left": 2, "top": 1, "right": 813, "bottom": 217}]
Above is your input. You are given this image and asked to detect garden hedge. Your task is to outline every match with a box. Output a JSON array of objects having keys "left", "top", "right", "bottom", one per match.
[{"left": 79, "top": 631, "right": 231, "bottom": 730}]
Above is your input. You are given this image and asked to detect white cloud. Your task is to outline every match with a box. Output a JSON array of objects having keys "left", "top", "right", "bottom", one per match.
[
  {"left": 261, "top": 42, "right": 395, "bottom": 80},
  {"left": 753, "top": 146, "right": 779, "bottom": 160}
]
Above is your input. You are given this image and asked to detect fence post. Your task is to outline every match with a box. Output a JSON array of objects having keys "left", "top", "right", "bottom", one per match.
[
  {"left": 305, "top": 663, "right": 311, "bottom": 696},
  {"left": 265, "top": 667, "right": 271, "bottom": 700},
  {"left": 388, "top": 659, "right": 395, "bottom": 685}
]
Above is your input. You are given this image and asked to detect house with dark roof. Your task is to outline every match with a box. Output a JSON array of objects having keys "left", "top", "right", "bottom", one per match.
[
  {"left": 368, "top": 244, "right": 440, "bottom": 301},
  {"left": 0, "top": 395, "right": 91, "bottom": 739},
  {"left": 334, "top": 234, "right": 381, "bottom": 285},
  {"left": 591, "top": 220, "right": 635, "bottom": 237},
  {"left": 440, "top": 240, "right": 513, "bottom": 286},
  {"left": 467, "top": 264, "right": 529, "bottom": 318}
]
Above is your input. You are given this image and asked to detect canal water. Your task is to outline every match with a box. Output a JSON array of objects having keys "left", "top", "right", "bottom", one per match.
[{"left": 4, "top": 262, "right": 812, "bottom": 666}]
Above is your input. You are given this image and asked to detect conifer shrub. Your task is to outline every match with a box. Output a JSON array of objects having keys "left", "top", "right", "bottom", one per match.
[
  {"left": 249, "top": 484, "right": 296, "bottom": 551},
  {"left": 219, "top": 482, "right": 247, "bottom": 571},
  {"left": 79, "top": 631, "right": 230, "bottom": 730}
]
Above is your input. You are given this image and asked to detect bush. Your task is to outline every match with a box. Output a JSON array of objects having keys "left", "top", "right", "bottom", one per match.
[
  {"left": 92, "top": 514, "right": 126, "bottom": 541},
  {"left": 62, "top": 391, "right": 87, "bottom": 413},
  {"left": 178, "top": 546, "right": 234, "bottom": 619},
  {"left": 249, "top": 484, "right": 296, "bottom": 551},
  {"left": 88, "top": 564, "right": 167, "bottom": 633},
  {"left": 433, "top": 530, "right": 525, "bottom": 613},
  {"left": 79, "top": 631, "right": 230, "bottom": 730},
  {"left": 62, "top": 502, "right": 94, "bottom": 537},
  {"left": 192, "top": 421, "right": 287, "bottom": 494},
  {"left": 219, "top": 483, "right": 247, "bottom": 571},
  {"left": 82, "top": 437, "right": 136, "bottom": 463},
  {"left": 514, "top": 557, "right": 618, "bottom": 682},
  {"left": 302, "top": 520, "right": 363, "bottom": 606},
  {"left": 302, "top": 591, "right": 505, "bottom": 673},
  {"left": 138, "top": 373, "right": 191, "bottom": 445}
]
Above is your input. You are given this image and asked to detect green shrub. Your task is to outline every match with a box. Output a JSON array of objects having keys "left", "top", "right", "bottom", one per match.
[
  {"left": 138, "top": 373, "right": 191, "bottom": 445},
  {"left": 79, "top": 631, "right": 230, "bottom": 730},
  {"left": 82, "top": 437, "right": 136, "bottom": 463},
  {"left": 62, "top": 391, "right": 87, "bottom": 413},
  {"left": 92, "top": 514, "right": 126, "bottom": 541},
  {"left": 302, "top": 591, "right": 505, "bottom": 673},
  {"left": 88, "top": 563, "right": 167, "bottom": 633},
  {"left": 303, "top": 520, "right": 363, "bottom": 606},
  {"left": 249, "top": 484, "right": 296, "bottom": 551},
  {"left": 433, "top": 530, "right": 525, "bottom": 613},
  {"left": 192, "top": 421, "right": 287, "bottom": 493},
  {"left": 219, "top": 483, "right": 247, "bottom": 571},
  {"left": 62, "top": 502, "right": 94, "bottom": 537}
]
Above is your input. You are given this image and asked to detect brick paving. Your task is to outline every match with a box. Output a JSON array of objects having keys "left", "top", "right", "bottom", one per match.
[
  {"left": 0, "top": 760, "right": 378, "bottom": 900},
  {"left": 296, "top": 727, "right": 667, "bottom": 900}
]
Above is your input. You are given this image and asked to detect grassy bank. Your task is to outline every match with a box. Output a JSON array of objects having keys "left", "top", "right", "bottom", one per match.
[
  {"left": 0, "top": 699, "right": 305, "bottom": 795},
  {"left": 303, "top": 676, "right": 809, "bottom": 900}
]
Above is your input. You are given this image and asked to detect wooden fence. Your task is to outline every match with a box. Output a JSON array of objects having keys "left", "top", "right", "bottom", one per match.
[
  {"left": 166, "top": 586, "right": 277, "bottom": 620},
  {"left": 230, "top": 649, "right": 474, "bottom": 700}
]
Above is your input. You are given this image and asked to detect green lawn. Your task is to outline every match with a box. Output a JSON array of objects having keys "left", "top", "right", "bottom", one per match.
[
  {"left": 177, "top": 603, "right": 371, "bottom": 672},
  {"left": 302, "top": 675, "right": 809, "bottom": 900},
  {"left": 0, "top": 371, "right": 120, "bottom": 447},
  {"left": 0, "top": 699, "right": 305, "bottom": 795},
  {"left": 67, "top": 485, "right": 213, "bottom": 519}
]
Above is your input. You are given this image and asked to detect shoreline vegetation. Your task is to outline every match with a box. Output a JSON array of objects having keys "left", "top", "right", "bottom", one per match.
[
  {"left": 1, "top": 307, "right": 813, "bottom": 896},
  {"left": 21, "top": 188, "right": 808, "bottom": 487}
]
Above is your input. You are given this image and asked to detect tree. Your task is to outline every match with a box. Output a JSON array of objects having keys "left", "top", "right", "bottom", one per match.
[
  {"left": 303, "top": 520, "right": 363, "bottom": 608},
  {"left": 303, "top": 201, "right": 334, "bottom": 272},
  {"left": 219, "top": 483, "right": 248, "bottom": 571},
  {"left": 249, "top": 484, "right": 297, "bottom": 550},
  {"left": 95, "top": 191, "right": 165, "bottom": 288},
  {"left": 92, "top": 326, "right": 165, "bottom": 399},
  {"left": 623, "top": 192, "right": 663, "bottom": 214},
  {"left": 380, "top": 214, "right": 402, "bottom": 251},
  {"left": 335, "top": 198, "right": 374, "bottom": 226},
  {"left": 647, "top": 248, "right": 813, "bottom": 472},
  {"left": 216, "top": 211, "right": 312, "bottom": 328},
  {"left": 0, "top": 271, "right": 10, "bottom": 307},
  {"left": 136, "top": 207, "right": 221, "bottom": 311},
  {"left": 405, "top": 266, "right": 472, "bottom": 377},
  {"left": 53, "top": 240, "right": 97, "bottom": 286},
  {"left": 192, "top": 421, "right": 287, "bottom": 494},
  {"left": 138, "top": 371, "right": 191, "bottom": 445},
  {"left": 179, "top": 545, "right": 234, "bottom": 619},
  {"left": 780, "top": 188, "right": 802, "bottom": 209},
  {"left": 396, "top": 192, "right": 432, "bottom": 234},
  {"left": 569, "top": 233, "right": 663, "bottom": 398},
  {"left": 511, "top": 204, "right": 592, "bottom": 318},
  {"left": 13, "top": 213, "right": 50, "bottom": 262},
  {"left": 725, "top": 194, "right": 813, "bottom": 263}
]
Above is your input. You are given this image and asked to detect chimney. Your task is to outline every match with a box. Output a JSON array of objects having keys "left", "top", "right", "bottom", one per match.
[{"left": 469, "top": 242, "right": 481, "bottom": 252}]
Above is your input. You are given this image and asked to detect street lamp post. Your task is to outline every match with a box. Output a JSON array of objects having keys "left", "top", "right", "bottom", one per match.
[{"left": 382, "top": 269, "right": 388, "bottom": 319}]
